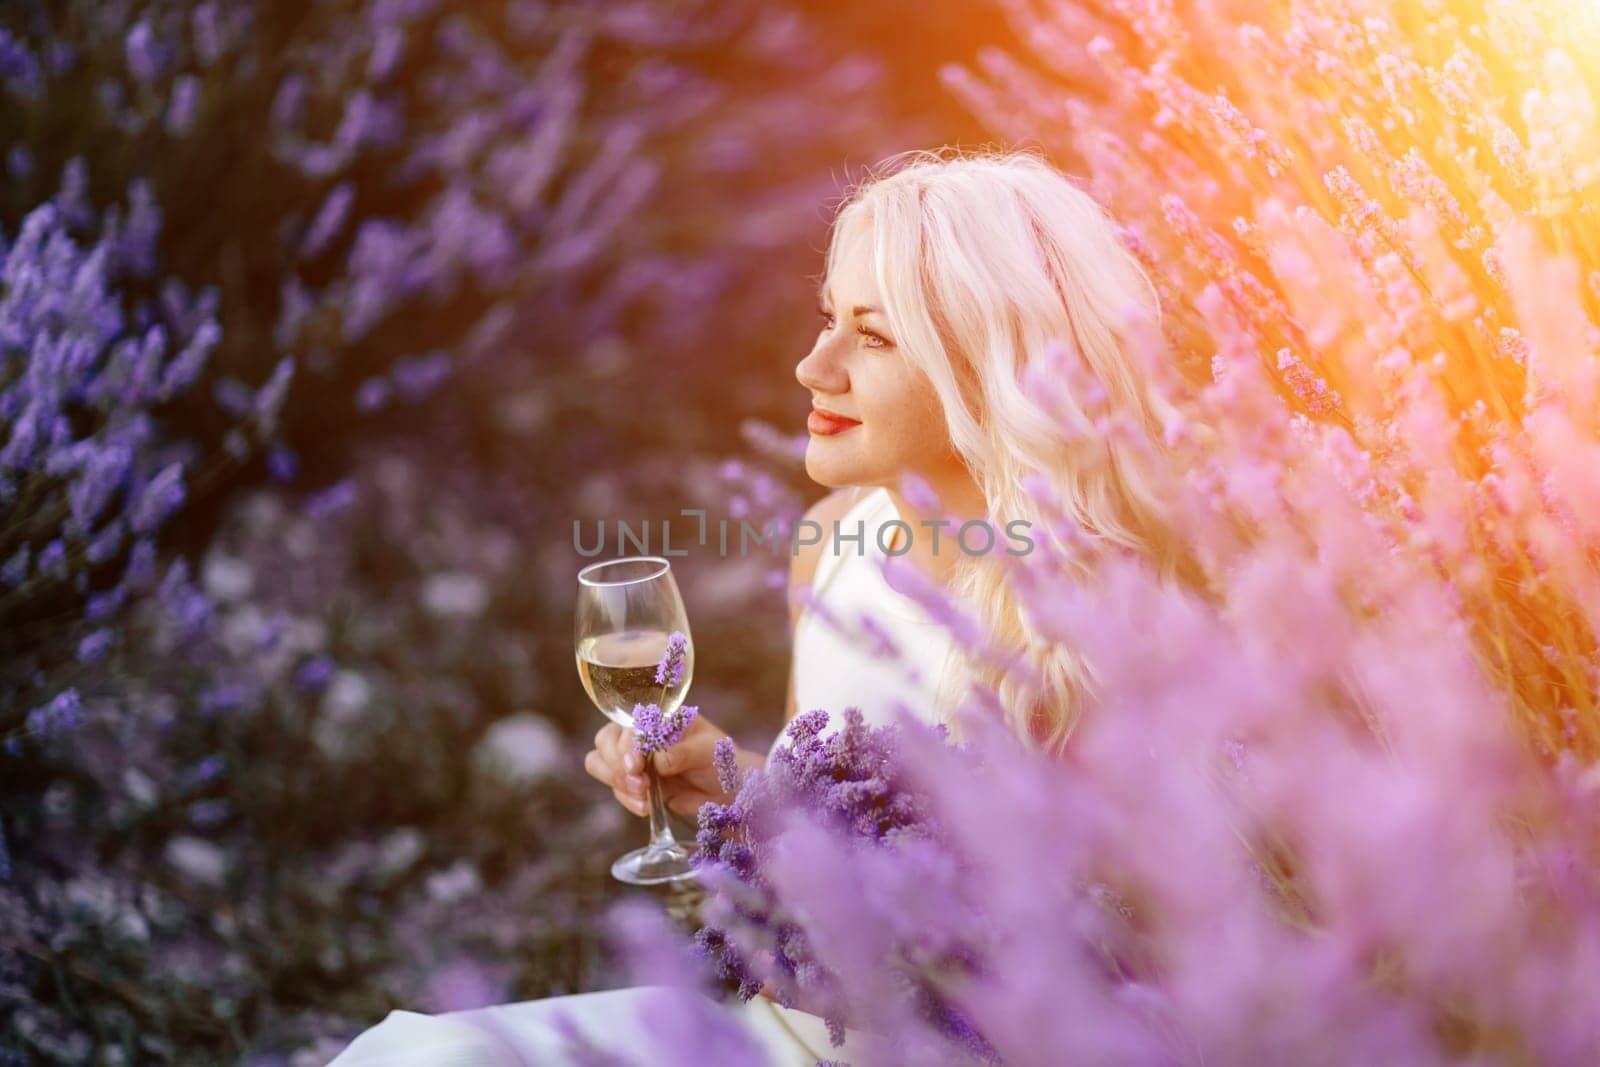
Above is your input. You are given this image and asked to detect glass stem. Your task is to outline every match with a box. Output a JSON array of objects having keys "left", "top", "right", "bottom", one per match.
[{"left": 643, "top": 751, "right": 679, "bottom": 852}]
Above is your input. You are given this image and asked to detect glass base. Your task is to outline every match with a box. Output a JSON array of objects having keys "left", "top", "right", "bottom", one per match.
[{"left": 611, "top": 840, "right": 700, "bottom": 885}]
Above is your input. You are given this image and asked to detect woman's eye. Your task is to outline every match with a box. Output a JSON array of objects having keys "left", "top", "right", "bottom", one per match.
[{"left": 817, "top": 308, "right": 889, "bottom": 349}]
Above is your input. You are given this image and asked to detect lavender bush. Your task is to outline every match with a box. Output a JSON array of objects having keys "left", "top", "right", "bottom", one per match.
[
  {"left": 2, "top": 1, "right": 950, "bottom": 1062},
  {"left": 3, "top": 0, "right": 936, "bottom": 469},
  {"left": 2, "top": 440, "right": 643, "bottom": 1063},
  {"left": 0, "top": 163, "right": 284, "bottom": 744},
  {"left": 944, "top": 0, "right": 1600, "bottom": 760}
]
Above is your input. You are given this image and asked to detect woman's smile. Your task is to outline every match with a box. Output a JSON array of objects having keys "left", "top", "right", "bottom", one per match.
[{"left": 807, "top": 407, "right": 862, "bottom": 435}]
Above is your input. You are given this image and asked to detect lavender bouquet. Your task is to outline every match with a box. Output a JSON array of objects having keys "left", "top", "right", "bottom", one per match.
[{"left": 690, "top": 706, "right": 996, "bottom": 1061}]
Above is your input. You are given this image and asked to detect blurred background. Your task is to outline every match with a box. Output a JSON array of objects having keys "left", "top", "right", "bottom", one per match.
[{"left": 0, "top": 1, "right": 1039, "bottom": 1062}]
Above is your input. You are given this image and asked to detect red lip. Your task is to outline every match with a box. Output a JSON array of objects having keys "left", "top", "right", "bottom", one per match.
[{"left": 808, "top": 408, "right": 861, "bottom": 435}]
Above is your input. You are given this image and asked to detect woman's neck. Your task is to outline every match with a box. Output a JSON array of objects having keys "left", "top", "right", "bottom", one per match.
[{"left": 882, "top": 474, "right": 988, "bottom": 589}]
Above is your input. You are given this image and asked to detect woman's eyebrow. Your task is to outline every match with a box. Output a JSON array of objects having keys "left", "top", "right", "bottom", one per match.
[{"left": 815, "top": 286, "right": 885, "bottom": 318}]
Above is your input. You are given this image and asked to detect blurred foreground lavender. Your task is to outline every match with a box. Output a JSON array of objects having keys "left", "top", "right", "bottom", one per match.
[
  {"left": 595, "top": 337, "right": 1600, "bottom": 1063},
  {"left": 692, "top": 708, "right": 985, "bottom": 1058}
]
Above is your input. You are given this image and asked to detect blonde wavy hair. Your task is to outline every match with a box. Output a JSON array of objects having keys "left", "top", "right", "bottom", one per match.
[{"left": 822, "top": 146, "right": 1199, "bottom": 758}]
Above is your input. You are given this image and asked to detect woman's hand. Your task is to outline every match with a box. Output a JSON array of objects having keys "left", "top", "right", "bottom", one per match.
[{"left": 583, "top": 713, "right": 758, "bottom": 819}]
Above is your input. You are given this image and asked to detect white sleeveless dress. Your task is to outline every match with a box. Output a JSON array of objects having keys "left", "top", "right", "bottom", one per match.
[
  {"left": 325, "top": 486, "right": 956, "bottom": 1067},
  {"left": 778, "top": 485, "right": 958, "bottom": 754}
]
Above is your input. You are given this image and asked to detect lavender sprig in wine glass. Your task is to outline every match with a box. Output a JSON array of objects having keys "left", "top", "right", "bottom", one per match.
[{"left": 575, "top": 556, "right": 701, "bottom": 885}]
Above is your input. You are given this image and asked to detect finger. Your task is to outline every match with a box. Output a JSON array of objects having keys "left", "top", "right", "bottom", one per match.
[
  {"left": 603, "top": 724, "right": 639, "bottom": 770},
  {"left": 611, "top": 785, "right": 646, "bottom": 816},
  {"left": 619, "top": 736, "right": 643, "bottom": 776},
  {"left": 587, "top": 747, "right": 643, "bottom": 800},
  {"left": 595, "top": 725, "right": 628, "bottom": 775},
  {"left": 593, "top": 745, "right": 646, "bottom": 798},
  {"left": 652, "top": 725, "right": 719, "bottom": 777},
  {"left": 583, "top": 749, "right": 619, "bottom": 789}
]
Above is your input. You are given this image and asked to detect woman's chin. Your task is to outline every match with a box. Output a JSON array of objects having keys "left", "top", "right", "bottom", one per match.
[{"left": 803, "top": 451, "right": 862, "bottom": 489}]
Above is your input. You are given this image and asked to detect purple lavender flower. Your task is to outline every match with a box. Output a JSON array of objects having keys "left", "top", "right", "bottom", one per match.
[
  {"left": 251, "top": 355, "right": 295, "bottom": 432},
  {"left": 1, "top": 544, "right": 28, "bottom": 586},
  {"left": 367, "top": 24, "right": 407, "bottom": 84},
  {"left": 191, "top": 5, "right": 223, "bottom": 67},
  {"left": 157, "top": 558, "right": 212, "bottom": 640},
  {"left": 0, "top": 28, "right": 43, "bottom": 101},
  {"left": 159, "top": 320, "right": 222, "bottom": 402},
  {"left": 85, "top": 517, "right": 126, "bottom": 565},
  {"left": 390, "top": 350, "right": 451, "bottom": 399},
  {"left": 293, "top": 654, "right": 336, "bottom": 691},
  {"left": 654, "top": 630, "right": 688, "bottom": 687},
  {"left": 304, "top": 478, "right": 357, "bottom": 520},
  {"left": 76, "top": 628, "right": 113, "bottom": 665},
  {"left": 165, "top": 74, "right": 201, "bottom": 137},
  {"left": 123, "top": 539, "right": 157, "bottom": 591},
  {"left": 266, "top": 444, "right": 299, "bottom": 482},
  {"left": 129, "top": 462, "right": 186, "bottom": 535},
  {"left": 200, "top": 680, "right": 253, "bottom": 716},
  {"left": 270, "top": 72, "right": 306, "bottom": 131},
  {"left": 98, "top": 323, "right": 170, "bottom": 408},
  {"left": 301, "top": 182, "right": 355, "bottom": 260},
  {"left": 54, "top": 156, "right": 94, "bottom": 230},
  {"left": 6, "top": 144, "right": 33, "bottom": 181},
  {"left": 177, "top": 755, "right": 225, "bottom": 792},
  {"left": 213, "top": 377, "right": 254, "bottom": 418},
  {"left": 1, "top": 406, "right": 39, "bottom": 472},
  {"left": 124, "top": 21, "right": 165, "bottom": 83},
  {"left": 186, "top": 799, "right": 229, "bottom": 829},
  {"left": 632, "top": 701, "right": 698, "bottom": 757},
  {"left": 36, "top": 540, "right": 67, "bottom": 579},
  {"left": 115, "top": 178, "right": 162, "bottom": 279},
  {"left": 85, "top": 582, "right": 128, "bottom": 621},
  {"left": 355, "top": 376, "right": 390, "bottom": 412},
  {"left": 25, "top": 688, "right": 84, "bottom": 738},
  {"left": 713, "top": 736, "right": 742, "bottom": 796}
]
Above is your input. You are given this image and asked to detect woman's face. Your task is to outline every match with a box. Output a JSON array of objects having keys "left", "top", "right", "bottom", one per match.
[{"left": 796, "top": 225, "right": 960, "bottom": 492}]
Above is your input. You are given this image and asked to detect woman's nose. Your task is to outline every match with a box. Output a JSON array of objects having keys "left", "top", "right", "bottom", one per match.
[{"left": 795, "top": 339, "right": 846, "bottom": 393}]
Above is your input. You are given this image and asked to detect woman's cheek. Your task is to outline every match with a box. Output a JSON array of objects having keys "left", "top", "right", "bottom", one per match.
[{"left": 875, "top": 420, "right": 920, "bottom": 468}]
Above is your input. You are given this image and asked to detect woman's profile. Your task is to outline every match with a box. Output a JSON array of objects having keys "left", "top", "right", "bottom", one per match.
[{"left": 327, "top": 145, "right": 1194, "bottom": 1066}]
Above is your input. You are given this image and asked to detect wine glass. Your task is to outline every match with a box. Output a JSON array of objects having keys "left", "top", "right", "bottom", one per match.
[{"left": 575, "top": 555, "right": 699, "bottom": 885}]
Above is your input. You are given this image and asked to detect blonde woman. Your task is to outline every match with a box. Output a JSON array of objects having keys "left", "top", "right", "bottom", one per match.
[{"left": 328, "top": 146, "right": 1194, "bottom": 1066}]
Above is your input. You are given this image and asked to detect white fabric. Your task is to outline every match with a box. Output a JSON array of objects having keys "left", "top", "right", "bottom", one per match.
[
  {"left": 776, "top": 485, "right": 956, "bottom": 759},
  {"left": 327, "top": 486, "right": 955, "bottom": 1067},
  {"left": 324, "top": 986, "right": 842, "bottom": 1066}
]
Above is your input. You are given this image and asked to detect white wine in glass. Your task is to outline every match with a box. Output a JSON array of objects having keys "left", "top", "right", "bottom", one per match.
[
  {"left": 575, "top": 629, "right": 693, "bottom": 730},
  {"left": 574, "top": 555, "right": 698, "bottom": 885}
]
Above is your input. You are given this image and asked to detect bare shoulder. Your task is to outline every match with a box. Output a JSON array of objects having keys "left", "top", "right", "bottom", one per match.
[{"left": 786, "top": 485, "right": 871, "bottom": 628}]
